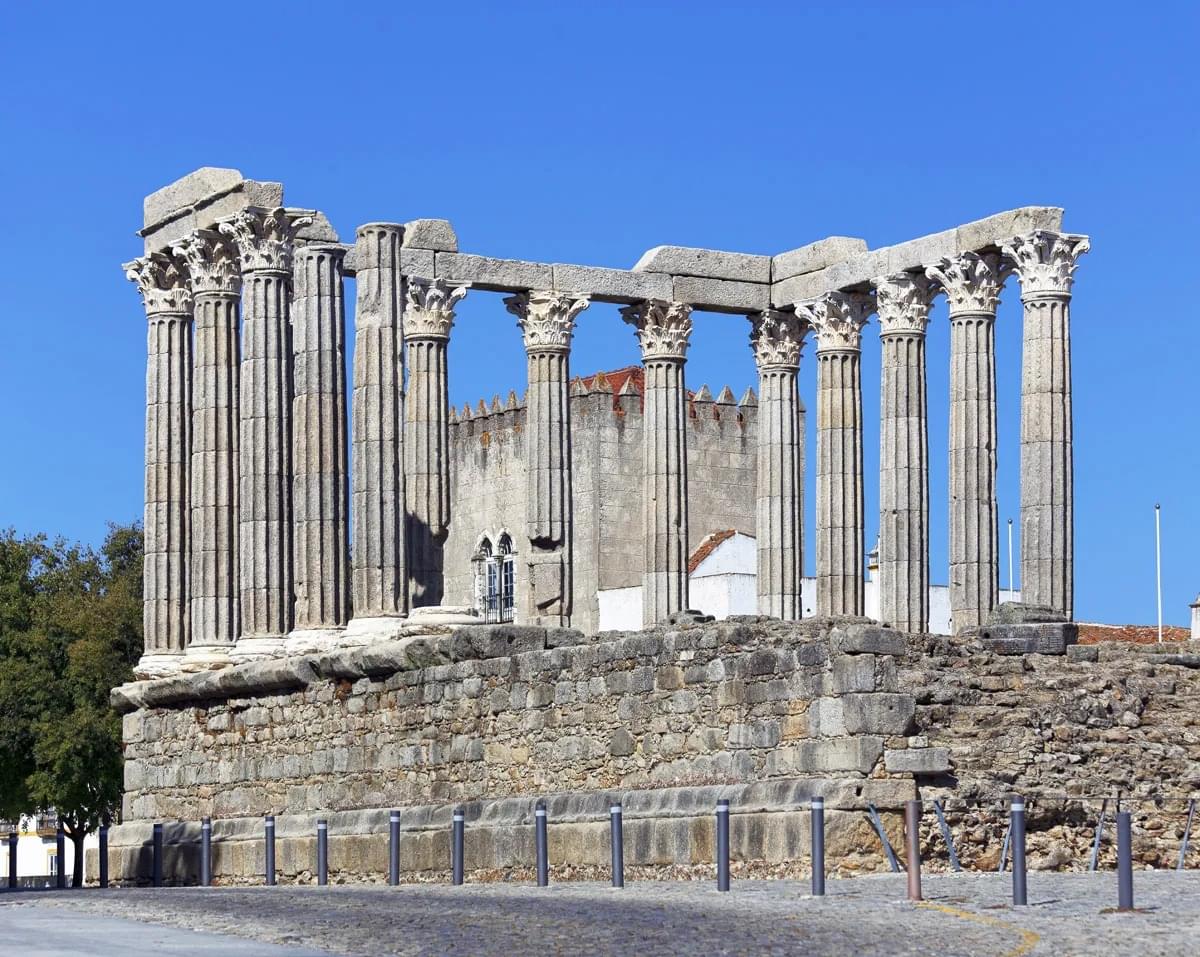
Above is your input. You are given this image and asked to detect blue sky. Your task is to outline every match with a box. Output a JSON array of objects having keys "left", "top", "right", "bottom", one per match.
[{"left": 0, "top": 1, "right": 1195, "bottom": 626}]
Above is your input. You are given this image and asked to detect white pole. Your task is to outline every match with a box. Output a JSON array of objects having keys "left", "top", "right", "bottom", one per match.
[
  {"left": 1007, "top": 518, "right": 1014, "bottom": 603},
  {"left": 1155, "top": 503, "right": 1163, "bottom": 643}
]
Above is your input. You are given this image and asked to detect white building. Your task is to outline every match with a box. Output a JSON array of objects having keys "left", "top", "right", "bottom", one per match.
[{"left": 0, "top": 813, "right": 98, "bottom": 888}]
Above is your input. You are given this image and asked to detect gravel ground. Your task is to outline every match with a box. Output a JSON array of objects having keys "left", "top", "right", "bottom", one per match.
[{"left": 3, "top": 871, "right": 1197, "bottom": 956}]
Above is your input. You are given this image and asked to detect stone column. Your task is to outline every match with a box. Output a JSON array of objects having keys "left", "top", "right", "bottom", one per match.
[
  {"left": 875, "top": 273, "right": 934, "bottom": 633},
  {"left": 404, "top": 278, "right": 469, "bottom": 609},
  {"left": 748, "top": 309, "right": 808, "bottom": 619},
  {"left": 287, "top": 242, "right": 351, "bottom": 651},
  {"left": 621, "top": 300, "right": 693, "bottom": 625},
  {"left": 505, "top": 292, "right": 590, "bottom": 625},
  {"left": 926, "top": 252, "right": 1009, "bottom": 631},
  {"left": 345, "top": 223, "right": 408, "bottom": 641},
  {"left": 220, "top": 207, "right": 312, "bottom": 658},
  {"left": 124, "top": 254, "right": 193, "bottom": 678},
  {"left": 1002, "top": 231, "right": 1089, "bottom": 619},
  {"left": 173, "top": 231, "right": 242, "bottom": 664},
  {"left": 795, "top": 292, "right": 872, "bottom": 617}
]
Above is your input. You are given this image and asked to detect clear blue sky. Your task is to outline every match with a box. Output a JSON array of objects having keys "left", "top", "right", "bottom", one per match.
[{"left": 0, "top": 1, "right": 1195, "bottom": 626}]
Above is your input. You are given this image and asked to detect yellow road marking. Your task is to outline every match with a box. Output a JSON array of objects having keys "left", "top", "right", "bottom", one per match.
[{"left": 915, "top": 901, "right": 1041, "bottom": 957}]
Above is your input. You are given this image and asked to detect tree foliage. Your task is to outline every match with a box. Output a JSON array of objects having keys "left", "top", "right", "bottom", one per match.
[{"left": 0, "top": 523, "right": 142, "bottom": 884}]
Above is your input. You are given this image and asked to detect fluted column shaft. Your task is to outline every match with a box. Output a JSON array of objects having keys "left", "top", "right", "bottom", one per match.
[
  {"left": 405, "top": 279, "right": 468, "bottom": 608},
  {"left": 750, "top": 310, "right": 807, "bottom": 619},
  {"left": 622, "top": 300, "right": 693, "bottom": 625},
  {"left": 928, "top": 252, "right": 1008, "bottom": 631},
  {"left": 350, "top": 223, "right": 407, "bottom": 629},
  {"left": 125, "top": 255, "right": 193, "bottom": 674},
  {"left": 797, "top": 293, "right": 871, "bottom": 617},
  {"left": 876, "top": 275, "right": 932, "bottom": 633},
  {"left": 1004, "top": 231, "right": 1089, "bottom": 619},
  {"left": 291, "top": 243, "right": 350, "bottom": 632},
  {"left": 506, "top": 292, "right": 589, "bottom": 625}
]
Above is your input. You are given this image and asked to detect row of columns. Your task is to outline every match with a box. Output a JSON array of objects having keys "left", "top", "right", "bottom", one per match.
[{"left": 128, "top": 216, "right": 1086, "bottom": 670}]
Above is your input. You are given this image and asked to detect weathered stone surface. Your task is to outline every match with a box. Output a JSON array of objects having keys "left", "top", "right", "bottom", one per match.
[
  {"left": 435, "top": 252, "right": 553, "bottom": 291},
  {"left": 551, "top": 263, "right": 672, "bottom": 303},
  {"left": 403, "top": 218, "right": 458, "bottom": 252},
  {"left": 671, "top": 275, "right": 770, "bottom": 313},
  {"left": 987, "top": 602, "right": 1067, "bottom": 625},
  {"left": 841, "top": 693, "right": 915, "bottom": 735},
  {"left": 978, "top": 622, "right": 1077, "bottom": 655},
  {"left": 830, "top": 624, "right": 906, "bottom": 657},
  {"left": 771, "top": 237, "right": 868, "bottom": 282},
  {"left": 141, "top": 172, "right": 285, "bottom": 254},
  {"left": 449, "top": 625, "right": 548, "bottom": 660},
  {"left": 884, "top": 747, "right": 950, "bottom": 774},
  {"left": 143, "top": 167, "right": 244, "bottom": 228},
  {"left": 633, "top": 245, "right": 770, "bottom": 283}
]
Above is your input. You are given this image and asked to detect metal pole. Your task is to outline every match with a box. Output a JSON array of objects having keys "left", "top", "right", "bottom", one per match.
[
  {"left": 389, "top": 810, "right": 401, "bottom": 886},
  {"left": 610, "top": 802, "right": 624, "bottom": 888},
  {"left": 716, "top": 799, "right": 730, "bottom": 892},
  {"left": 1089, "top": 800, "right": 1108, "bottom": 872},
  {"left": 1178, "top": 799, "right": 1196, "bottom": 871},
  {"left": 9, "top": 830, "right": 18, "bottom": 889},
  {"left": 1011, "top": 797, "right": 1028, "bottom": 906},
  {"left": 451, "top": 807, "right": 465, "bottom": 885},
  {"left": 931, "top": 800, "right": 961, "bottom": 872},
  {"left": 316, "top": 819, "right": 328, "bottom": 886},
  {"left": 200, "top": 817, "right": 211, "bottom": 887},
  {"left": 1117, "top": 811, "right": 1134, "bottom": 911},
  {"left": 99, "top": 823, "right": 109, "bottom": 889},
  {"left": 867, "top": 804, "right": 901, "bottom": 872},
  {"left": 1155, "top": 504, "right": 1163, "bottom": 644},
  {"left": 152, "top": 822, "right": 163, "bottom": 887},
  {"left": 1007, "top": 518, "right": 1014, "bottom": 602},
  {"left": 535, "top": 799, "right": 549, "bottom": 887},
  {"left": 56, "top": 822, "right": 66, "bottom": 889},
  {"left": 265, "top": 815, "right": 276, "bottom": 886},
  {"left": 811, "top": 797, "right": 825, "bottom": 897},
  {"left": 904, "top": 800, "right": 922, "bottom": 901}
]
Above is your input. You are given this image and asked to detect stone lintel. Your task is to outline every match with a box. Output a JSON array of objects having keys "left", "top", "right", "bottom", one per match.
[
  {"left": 139, "top": 168, "right": 285, "bottom": 254},
  {"left": 403, "top": 219, "right": 458, "bottom": 252},
  {"left": 771, "top": 206, "right": 1065, "bottom": 304},
  {"left": 771, "top": 237, "right": 869, "bottom": 282},
  {"left": 435, "top": 252, "right": 554, "bottom": 291},
  {"left": 551, "top": 263, "right": 672, "bottom": 303},
  {"left": 672, "top": 275, "right": 771, "bottom": 314},
  {"left": 343, "top": 245, "right": 432, "bottom": 279},
  {"left": 633, "top": 245, "right": 771, "bottom": 284}
]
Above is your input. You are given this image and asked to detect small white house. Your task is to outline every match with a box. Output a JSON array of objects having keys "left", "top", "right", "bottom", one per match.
[{"left": 0, "top": 813, "right": 98, "bottom": 888}]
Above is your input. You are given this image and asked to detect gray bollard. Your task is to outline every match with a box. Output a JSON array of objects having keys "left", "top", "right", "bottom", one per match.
[
  {"left": 451, "top": 807, "right": 465, "bottom": 885},
  {"left": 152, "top": 822, "right": 164, "bottom": 887},
  {"left": 1011, "top": 797, "right": 1028, "bottom": 906},
  {"left": 99, "top": 823, "right": 109, "bottom": 889},
  {"left": 716, "top": 799, "right": 730, "bottom": 892},
  {"left": 610, "top": 802, "right": 624, "bottom": 888},
  {"left": 9, "top": 830, "right": 18, "bottom": 888},
  {"left": 200, "top": 818, "right": 212, "bottom": 887},
  {"left": 1117, "top": 811, "right": 1134, "bottom": 911},
  {"left": 56, "top": 822, "right": 66, "bottom": 889},
  {"left": 535, "top": 799, "right": 549, "bottom": 887},
  {"left": 811, "top": 797, "right": 825, "bottom": 897},
  {"left": 389, "top": 810, "right": 401, "bottom": 886},
  {"left": 265, "top": 815, "right": 276, "bottom": 886},
  {"left": 316, "top": 819, "right": 328, "bottom": 886},
  {"left": 905, "top": 800, "right": 922, "bottom": 902}
]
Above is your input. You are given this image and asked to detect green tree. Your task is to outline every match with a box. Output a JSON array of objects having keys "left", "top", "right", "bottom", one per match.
[{"left": 0, "top": 522, "right": 142, "bottom": 885}]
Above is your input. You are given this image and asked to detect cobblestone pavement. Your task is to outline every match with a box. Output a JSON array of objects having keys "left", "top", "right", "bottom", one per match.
[{"left": 4, "top": 872, "right": 1198, "bottom": 956}]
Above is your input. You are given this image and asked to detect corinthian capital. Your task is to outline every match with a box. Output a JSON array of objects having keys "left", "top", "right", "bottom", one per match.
[
  {"left": 793, "top": 291, "right": 873, "bottom": 352},
  {"left": 874, "top": 272, "right": 935, "bottom": 337},
  {"left": 219, "top": 206, "right": 314, "bottom": 273},
  {"left": 1002, "top": 230, "right": 1090, "bottom": 298},
  {"left": 123, "top": 253, "right": 192, "bottom": 315},
  {"left": 749, "top": 309, "right": 808, "bottom": 370},
  {"left": 172, "top": 230, "right": 242, "bottom": 295},
  {"left": 505, "top": 291, "right": 590, "bottom": 353},
  {"left": 404, "top": 277, "right": 470, "bottom": 339},
  {"left": 925, "top": 251, "right": 1011, "bottom": 314},
  {"left": 620, "top": 299, "right": 693, "bottom": 361}
]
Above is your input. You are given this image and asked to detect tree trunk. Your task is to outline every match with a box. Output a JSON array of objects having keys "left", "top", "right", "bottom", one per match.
[{"left": 66, "top": 822, "right": 85, "bottom": 887}]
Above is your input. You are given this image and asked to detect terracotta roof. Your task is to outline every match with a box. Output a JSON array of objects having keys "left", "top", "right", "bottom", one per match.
[
  {"left": 688, "top": 529, "right": 738, "bottom": 575},
  {"left": 1076, "top": 623, "right": 1191, "bottom": 645}
]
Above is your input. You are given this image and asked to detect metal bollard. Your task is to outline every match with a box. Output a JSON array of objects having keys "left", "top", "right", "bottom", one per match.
[
  {"left": 389, "top": 810, "right": 401, "bottom": 886},
  {"left": 535, "top": 799, "right": 549, "bottom": 887},
  {"left": 265, "top": 816, "right": 276, "bottom": 886},
  {"left": 610, "top": 802, "right": 624, "bottom": 888},
  {"left": 716, "top": 799, "right": 730, "bottom": 892},
  {"left": 451, "top": 807, "right": 465, "bottom": 885},
  {"left": 316, "top": 819, "right": 328, "bottom": 886},
  {"left": 56, "top": 822, "right": 66, "bottom": 889},
  {"left": 99, "top": 823, "right": 109, "bottom": 889},
  {"left": 9, "top": 830, "right": 18, "bottom": 888},
  {"left": 1117, "top": 811, "right": 1134, "bottom": 911},
  {"left": 200, "top": 818, "right": 212, "bottom": 887},
  {"left": 811, "top": 797, "right": 825, "bottom": 897},
  {"left": 905, "top": 800, "right": 922, "bottom": 902},
  {"left": 152, "top": 822, "right": 164, "bottom": 888},
  {"left": 1011, "top": 797, "right": 1028, "bottom": 906}
]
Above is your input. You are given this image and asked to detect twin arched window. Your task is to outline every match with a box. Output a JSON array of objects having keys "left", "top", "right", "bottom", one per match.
[{"left": 475, "top": 533, "right": 515, "bottom": 623}]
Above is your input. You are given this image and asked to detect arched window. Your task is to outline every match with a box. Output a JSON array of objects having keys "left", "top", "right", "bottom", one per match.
[
  {"left": 473, "top": 533, "right": 516, "bottom": 623},
  {"left": 497, "top": 534, "right": 515, "bottom": 622}
]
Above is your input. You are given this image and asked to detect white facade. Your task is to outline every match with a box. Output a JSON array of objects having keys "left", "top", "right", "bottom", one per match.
[{"left": 0, "top": 814, "right": 98, "bottom": 887}]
